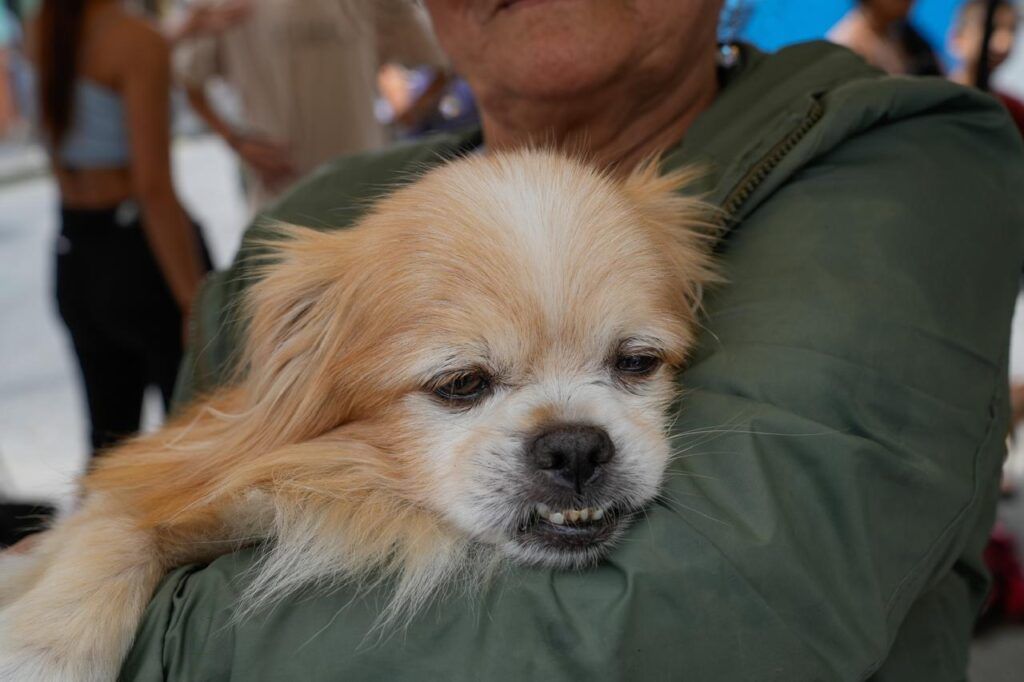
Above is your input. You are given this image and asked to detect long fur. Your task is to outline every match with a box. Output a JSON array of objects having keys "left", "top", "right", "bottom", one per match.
[{"left": 0, "top": 150, "right": 718, "bottom": 680}]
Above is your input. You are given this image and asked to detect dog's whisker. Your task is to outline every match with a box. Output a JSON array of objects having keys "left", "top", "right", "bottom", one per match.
[
  {"left": 655, "top": 496, "right": 732, "bottom": 527},
  {"left": 661, "top": 470, "right": 719, "bottom": 480}
]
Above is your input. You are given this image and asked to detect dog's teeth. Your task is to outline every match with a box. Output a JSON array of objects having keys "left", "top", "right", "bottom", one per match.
[{"left": 539, "top": 507, "right": 607, "bottom": 525}]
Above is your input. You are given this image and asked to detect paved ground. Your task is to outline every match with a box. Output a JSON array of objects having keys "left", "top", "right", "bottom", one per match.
[{"left": 0, "top": 135, "right": 1022, "bottom": 677}]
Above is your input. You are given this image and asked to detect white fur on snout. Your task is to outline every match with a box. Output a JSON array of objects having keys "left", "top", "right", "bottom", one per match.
[{"left": 406, "top": 366, "right": 677, "bottom": 560}]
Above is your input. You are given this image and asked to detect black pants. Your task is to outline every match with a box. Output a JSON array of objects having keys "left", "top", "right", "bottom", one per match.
[{"left": 55, "top": 202, "right": 210, "bottom": 455}]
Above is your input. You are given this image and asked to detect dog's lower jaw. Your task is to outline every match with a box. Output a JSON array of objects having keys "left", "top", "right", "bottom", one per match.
[{"left": 502, "top": 513, "right": 635, "bottom": 571}]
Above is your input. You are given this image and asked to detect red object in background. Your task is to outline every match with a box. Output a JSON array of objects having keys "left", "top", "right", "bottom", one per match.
[
  {"left": 979, "top": 522, "right": 1024, "bottom": 629},
  {"left": 997, "top": 92, "right": 1024, "bottom": 137}
]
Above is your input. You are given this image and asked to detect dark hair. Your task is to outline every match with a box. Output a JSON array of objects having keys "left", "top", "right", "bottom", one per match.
[
  {"left": 961, "top": 0, "right": 1017, "bottom": 90},
  {"left": 38, "top": 0, "right": 87, "bottom": 146}
]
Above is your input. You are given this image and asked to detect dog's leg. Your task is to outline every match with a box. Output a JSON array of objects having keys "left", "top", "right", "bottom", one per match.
[
  {"left": 0, "top": 498, "right": 165, "bottom": 682},
  {"left": 0, "top": 539, "right": 50, "bottom": 609}
]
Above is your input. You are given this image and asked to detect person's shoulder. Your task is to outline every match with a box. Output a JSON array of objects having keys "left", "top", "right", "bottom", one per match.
[
  {"left": 739, "top": 40, "right": 883, "bottom": 91},
  {"left": 685, "top": 41, "right": 1022, "bottom": 218},
  {"left": 733, "top": 41, "right": 1010, "bottom": 130},
  {"left": 825, "top": 66, "right": 1021, "bottom": 156},
  {"left": 760, "top": 40, "right": 1015, "bottom": 137},
  {"left": 105, "top": 7, "right": 170, "bottom": 63},
  {"left": 825, "top": 9, "right": 862, "bottom": 44}
]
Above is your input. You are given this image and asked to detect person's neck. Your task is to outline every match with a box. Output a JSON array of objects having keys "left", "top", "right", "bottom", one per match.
[
  {"left": 86, "top": 0, "right": 120, "bottom": 19},
  {"left": 951, "top": 63, "right": 977, "bottom": 86},
  {"left": 860, "top": 6, "right": 896, "bottom": 36},
  {"left": 478, "top": 50, "right": 719, "bottom": 174}
]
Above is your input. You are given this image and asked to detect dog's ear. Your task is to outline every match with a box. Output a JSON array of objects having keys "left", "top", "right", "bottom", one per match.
[
  {"left": 621, "top": 160, "right": 722, "bottom": 314},
  {"left": 239, "top": 224, "right": 370, "bottom": 444},
  {"left": 87, "top": 225, "right": 395, "bottom": 525}
]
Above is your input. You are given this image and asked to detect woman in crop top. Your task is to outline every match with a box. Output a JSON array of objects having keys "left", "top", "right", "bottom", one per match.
[{"left": 25, "top": 0, "right": 211, "bottom": 456}]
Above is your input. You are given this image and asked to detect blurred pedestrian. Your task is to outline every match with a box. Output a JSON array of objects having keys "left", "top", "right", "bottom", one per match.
[
  {"left": 175, "top": 0, "right": 447, "bottom": 209},
  {"left": 829, "top": 0, "right": 943, "bottom": 75},
  {"left": 22, "top": 0, "right": 211, "bottom": 454},
  {"left": 0, "top": 3, "right": 20, "bottom": 137},
  {"left": 949, "top": 0, "right": 1023, "bottom": 133},
  {"left": 379, "top": 64, "right": 478, "bottom": 139},
  {"left": 164, "top": 0, "right": 251, "bottom": 44}
]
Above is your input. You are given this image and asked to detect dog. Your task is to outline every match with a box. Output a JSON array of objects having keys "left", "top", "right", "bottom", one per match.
[{"left": 0, "top": 149, "right": 717, "bottom": 681}]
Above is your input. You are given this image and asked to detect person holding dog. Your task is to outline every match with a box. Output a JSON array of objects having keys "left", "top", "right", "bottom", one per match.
[{"left": 111, "top": 0, "right": 1024, "bottom": 679}]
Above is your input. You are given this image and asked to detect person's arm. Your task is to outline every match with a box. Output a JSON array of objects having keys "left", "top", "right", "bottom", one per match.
[
  {"left": 121, "top": 26, "right": 205, "bottom": 314},
  {"left": 374, "top": 0, "right": 453, "bottom": 131},
  {"left": 184, "top": 85, "right": 296, "bottom": 190},
  {"left": 173, "top": 25, "right": 296, "bottom": 192},
  {"left": 164, "top": 0, "right": 251, "bottom": 46},
  {"left": 393, "top": 69, "right": 452, "bottom": 130}
]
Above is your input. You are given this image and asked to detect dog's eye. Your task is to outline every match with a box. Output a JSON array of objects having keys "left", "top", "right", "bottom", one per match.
[
  {"left": 614, "top": 354, "right": 661, "bottom": 376},
  {"left": 433, "top": 371, "right": 491, "bottom": 403}
]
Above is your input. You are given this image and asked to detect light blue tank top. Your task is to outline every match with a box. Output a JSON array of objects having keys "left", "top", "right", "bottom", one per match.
[{"left": 13, "top": 54, "right": 131, "bottom": 169}]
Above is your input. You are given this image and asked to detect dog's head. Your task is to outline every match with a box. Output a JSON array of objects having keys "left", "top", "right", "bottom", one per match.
[{"left": 242, "top": 150, "right": 716, "bottom": 569}]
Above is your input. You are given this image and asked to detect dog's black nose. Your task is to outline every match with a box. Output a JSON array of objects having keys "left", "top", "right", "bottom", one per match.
[{"left": 528, "top": 424, "right": 615, "bottom": 493}]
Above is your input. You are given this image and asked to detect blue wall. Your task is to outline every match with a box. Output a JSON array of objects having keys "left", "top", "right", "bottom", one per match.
[{"left": 731, "top": 0, "right": 965, "bottom": 62}]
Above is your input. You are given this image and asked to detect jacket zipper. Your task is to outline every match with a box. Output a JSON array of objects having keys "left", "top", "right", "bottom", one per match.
[{"left": 722, "top": 99, "right": 825, "bottom": 218}]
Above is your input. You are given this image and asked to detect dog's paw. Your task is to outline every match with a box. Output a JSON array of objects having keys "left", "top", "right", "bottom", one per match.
[
  {"left": 0, "top": 646, "right": 115, "bottom": 682},
  {"left": 0, "top": 650, "right": 71, "bottom": 682},
  {"left": 0, "top": 610, "right": 116, "bottom": 682},
  {"left": 0, "top": 550, "right": 43, "bottom": 609}
]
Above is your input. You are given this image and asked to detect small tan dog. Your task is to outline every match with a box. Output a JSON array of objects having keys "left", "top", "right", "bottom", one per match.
[{"left": 0, "top": 150, "right": 716, "bottom": 680}]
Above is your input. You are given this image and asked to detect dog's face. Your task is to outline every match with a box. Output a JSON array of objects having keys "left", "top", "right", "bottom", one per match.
[{"left": 246, "top": 151, "right": 714, "bottom": 569}]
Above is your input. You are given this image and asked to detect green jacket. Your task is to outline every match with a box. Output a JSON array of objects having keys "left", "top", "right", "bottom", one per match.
[{"left": 122, "top": 42, "right": 1024, "bottom": 681}]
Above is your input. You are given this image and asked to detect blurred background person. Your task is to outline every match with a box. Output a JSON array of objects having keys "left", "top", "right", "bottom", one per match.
[
  {"left": 0, "top": 4, "right": 19, "bottom": 138},
  {"left": 175, "top": 0, "right": 448, "bottom": 210},
  {"left": 829, "top": 0, "right": 944, "bottom": 75},
  {"left": 949, "top": 0, "right": 1023, "bottom": 133},
  {"left": 378, "top": 63, "right": 477, "bottom": 139},
  {"left": 20, "top": 0, "right": 211, "bottom": 455},
  {"left": 163, "top": 0, "right": 251, "bottom": 45}
]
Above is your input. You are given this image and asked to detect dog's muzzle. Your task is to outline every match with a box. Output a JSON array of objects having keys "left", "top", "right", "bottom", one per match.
[
  {"left": 512, "top": 423, "right": 629, "bottom": 561},
  {"left": 527, "top": 423, "right": 615, "bottom": 494}
]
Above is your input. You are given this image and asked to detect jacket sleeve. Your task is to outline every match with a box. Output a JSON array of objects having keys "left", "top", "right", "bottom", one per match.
[
  {"left": 136, "top": 100, "right": 1024, "bottom": 681},
  {"left": 657, "top": 100, "right": 1023, "bottom": 680}
]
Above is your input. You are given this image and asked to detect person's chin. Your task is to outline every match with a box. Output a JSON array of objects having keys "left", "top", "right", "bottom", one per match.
[
  {"left": 482, "top": 34, "right": 634, "bottom": 99},
  {"left": 520, "top": 55, "right": 634, "bottom": 100},
  {"left": 489, "top": 0, "right": 623, "bottom": 36}
]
